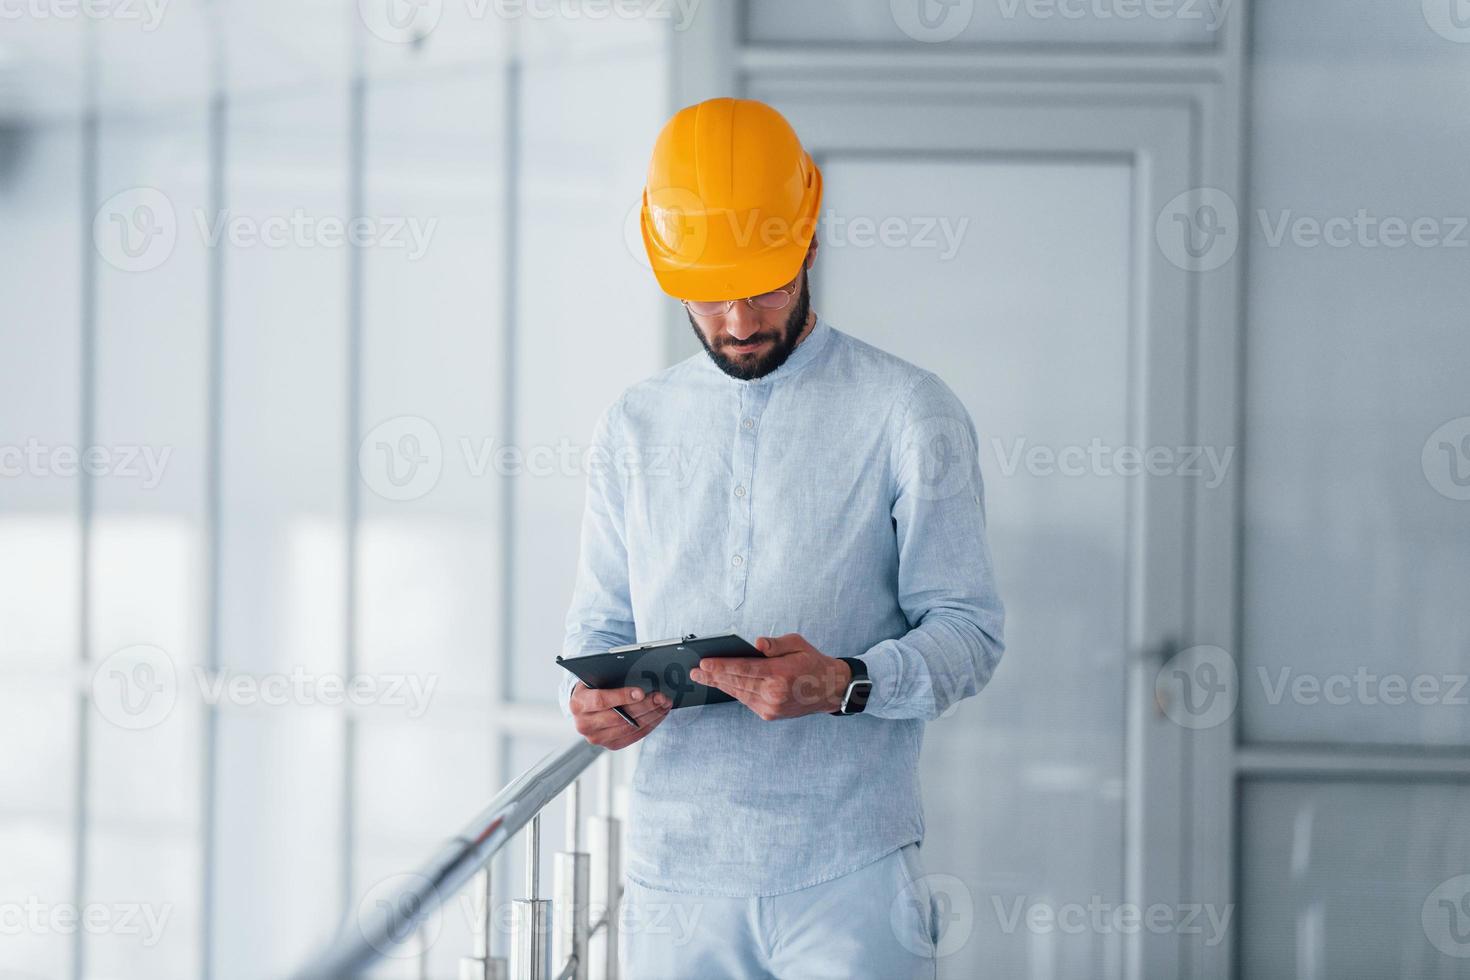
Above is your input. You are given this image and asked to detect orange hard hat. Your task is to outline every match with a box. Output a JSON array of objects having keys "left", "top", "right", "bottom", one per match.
[{"left": 640, "top": 98, "right": 823, "bottom": 302}]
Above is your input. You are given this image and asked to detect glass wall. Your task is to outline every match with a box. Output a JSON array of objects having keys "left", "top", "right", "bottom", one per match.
[
  {"left": 0, "top": 9, "right": 666, "bottom": 978},
  {"left": 1237, "top": 0, "right": 1470, "bottom": 975}
]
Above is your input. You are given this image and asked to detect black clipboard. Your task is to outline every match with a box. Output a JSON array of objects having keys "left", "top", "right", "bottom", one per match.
[{"left": 556, "top": 631, "right": 761, "bottom": 709}]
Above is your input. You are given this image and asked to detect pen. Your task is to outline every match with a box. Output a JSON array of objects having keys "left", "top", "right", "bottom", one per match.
[{"left": 613, "top": 705, "right": 640, "bottom": 729}]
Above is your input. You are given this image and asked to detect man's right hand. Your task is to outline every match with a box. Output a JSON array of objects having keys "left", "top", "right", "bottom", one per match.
[{"left": 570, "top": 684, "right": 671, "bottom": 750}]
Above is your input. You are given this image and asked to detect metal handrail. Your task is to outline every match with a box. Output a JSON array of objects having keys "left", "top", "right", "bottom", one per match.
[{"left": 293, "top": 738, "right": 605, "bottom": 980}]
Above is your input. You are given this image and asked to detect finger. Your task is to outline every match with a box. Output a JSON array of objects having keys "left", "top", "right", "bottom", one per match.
[
  {"left": 719, "top": 685, "right": 785, "bottom": 721},
  {"left": 700, "top": 673, "right": 766, "bottom": 700},
  {"left": 625, "top": 692, "right": 669, "bottom": 720},
  {"left": 573, "top": 685, "right": 647, "bottom": 712},
  {"left": 579, "top": 692, "right": 669, "bottom": 736},
  {"left": 580, "top": 712, "right": 640, "bottom": 742},
  {"left": 602, "top": 703, "right": 671, "bottom": 750},
  {"left": 693, "top": 658, "right": 772, "bottom": 681},
  {"left": 755, "top": 633, "right": 808, "bottom": 657}
]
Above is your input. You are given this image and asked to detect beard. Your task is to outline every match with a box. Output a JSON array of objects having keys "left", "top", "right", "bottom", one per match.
[{"left": 689, "top": 274, "right": 812, "bottom": 381}]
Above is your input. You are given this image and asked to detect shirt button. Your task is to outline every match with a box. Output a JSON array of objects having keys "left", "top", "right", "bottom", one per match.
[
  {"left": 734, "top": 485, "right": 746, "bottom": 497},
  {"left": 742, "top": 418, "right": 755, "bottom": 430},
  {"left": 731, "top": 554, "right": 743, "bottom": 567}
]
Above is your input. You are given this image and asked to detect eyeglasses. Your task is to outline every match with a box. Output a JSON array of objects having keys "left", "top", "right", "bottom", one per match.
[{"left": 682, "top": 281, "right": 798, "bottom": 318}]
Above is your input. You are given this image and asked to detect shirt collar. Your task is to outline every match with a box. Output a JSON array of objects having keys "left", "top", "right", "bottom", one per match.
[{"left": 710, "top": 316, "right": 834, "bottom": 386}]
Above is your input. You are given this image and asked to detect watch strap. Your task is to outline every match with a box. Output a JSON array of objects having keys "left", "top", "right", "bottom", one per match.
[{"left": 832, "top": 657, "right": 873, "bottom": 715}]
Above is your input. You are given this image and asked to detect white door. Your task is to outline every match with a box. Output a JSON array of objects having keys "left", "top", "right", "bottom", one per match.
[{"left": 754, "top": 86, "right": 1197, "bottom": 980}]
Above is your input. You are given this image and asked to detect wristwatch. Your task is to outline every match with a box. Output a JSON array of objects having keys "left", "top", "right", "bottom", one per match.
[{"left": 832, "top": 657, "right": 873, "bottom": 716}]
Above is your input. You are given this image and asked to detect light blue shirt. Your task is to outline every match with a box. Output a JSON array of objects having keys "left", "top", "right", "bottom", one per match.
[{"left": 560, "top": 318, "right": 1005, "bottom": 897}]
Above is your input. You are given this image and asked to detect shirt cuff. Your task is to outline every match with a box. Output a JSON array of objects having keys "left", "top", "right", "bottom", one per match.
[
  {"left": 558, "top": 671, "right": 580, "bottom": 719},
  {"left": 856, "top": 642, "right": 903, "bottom": 716}
]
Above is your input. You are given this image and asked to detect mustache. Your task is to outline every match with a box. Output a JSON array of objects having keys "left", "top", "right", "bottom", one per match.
[{"left": 721, "top": 333, "right": 778, "bottom": 348}]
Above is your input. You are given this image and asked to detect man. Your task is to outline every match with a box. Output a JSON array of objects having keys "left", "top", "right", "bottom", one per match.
[{"left": 561, "top": 97, "right": 1004, "bottom": 979}]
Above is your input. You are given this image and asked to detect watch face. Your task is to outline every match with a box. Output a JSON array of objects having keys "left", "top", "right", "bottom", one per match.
[{"left": 844, "top": 679, "right": 874, "bottom": 713}]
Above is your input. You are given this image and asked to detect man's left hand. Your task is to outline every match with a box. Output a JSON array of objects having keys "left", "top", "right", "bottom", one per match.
[{"left": 689, "top": 633, "right": 852, "bottom": 720}]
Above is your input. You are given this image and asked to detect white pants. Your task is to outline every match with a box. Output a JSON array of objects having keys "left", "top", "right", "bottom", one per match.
[{"left": 619, "top": 843, "right": 939, "bottom": 980}]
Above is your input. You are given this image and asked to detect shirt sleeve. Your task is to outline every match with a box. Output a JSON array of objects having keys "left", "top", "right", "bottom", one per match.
[
  {"left": 559, "top": 399, "right": 639, "bottom": 717},
  {"left": 857, "top": 373, "right": 1006, "bottom": 721}
]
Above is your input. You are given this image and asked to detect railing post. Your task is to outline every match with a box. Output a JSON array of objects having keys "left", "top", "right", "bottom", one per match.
[
  {"left": 586, "top": 755, "right": 621, "bottom": 980},
  {"left": 459, "top": 868, "right": 508, "bottom": 980},
  {"left": 553, "top": 779, "right": 590, "bottom": 980},
  {"left": 510, "top": 814, "right": 551, "bottom": 980}
]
